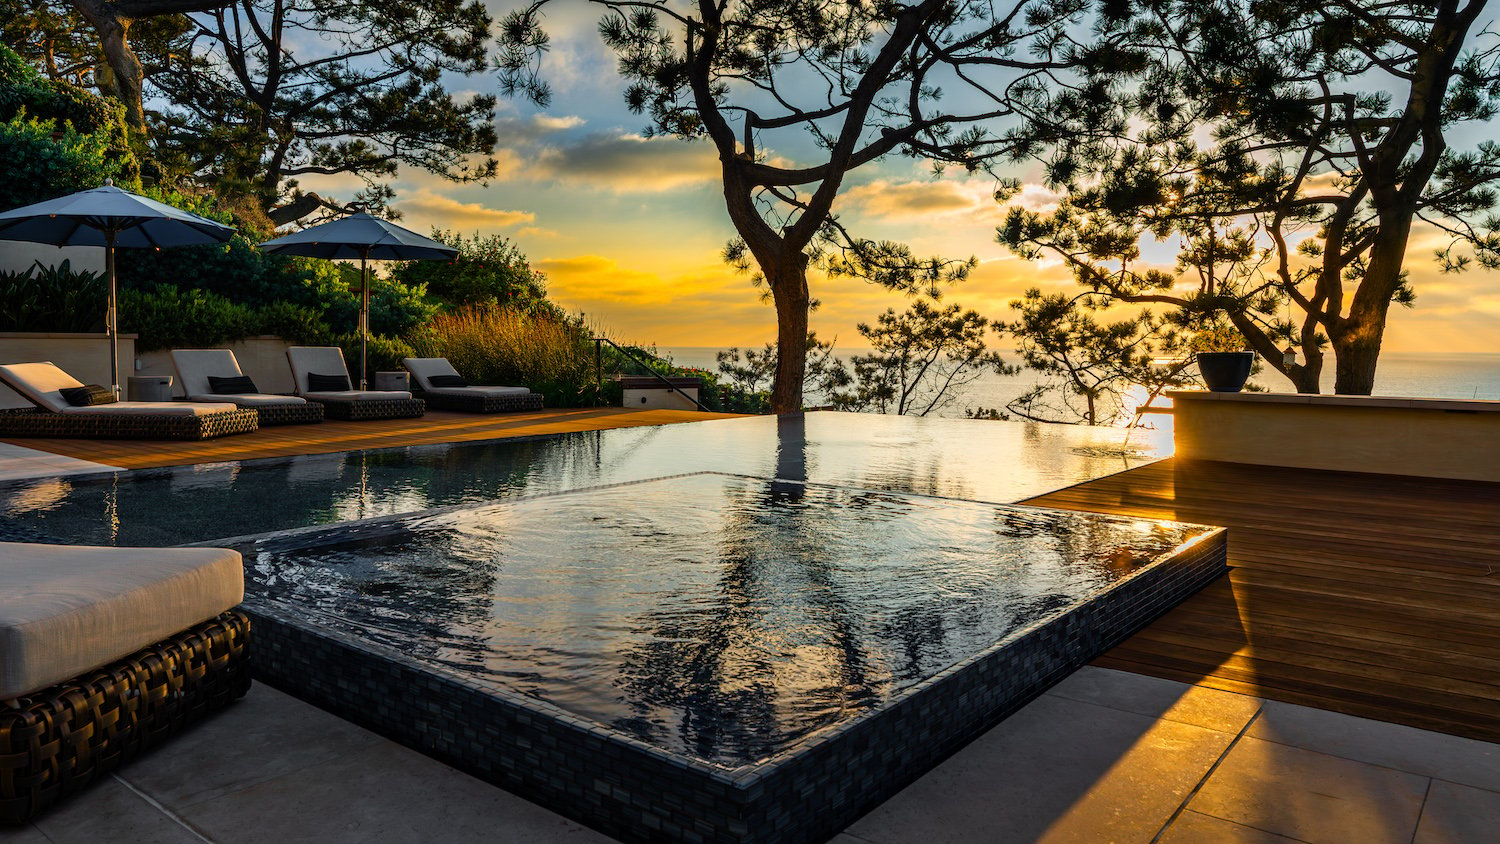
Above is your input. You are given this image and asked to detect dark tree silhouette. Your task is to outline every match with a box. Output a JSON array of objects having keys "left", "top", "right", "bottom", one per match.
[
  {"left": 1000, "top": 0, "right": 1500, "bottom": 394},
  {"left": 499, "top": 0, "right": 1110, "bottom": 412}
]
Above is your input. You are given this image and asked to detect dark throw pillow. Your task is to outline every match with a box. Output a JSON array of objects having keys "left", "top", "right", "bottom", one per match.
[
  {"left": 307, "top": 372, "right": 351, "bottom": 392},
  {"left": 59, "top": 384, "right": 117, "bottom": 406},
  {"left": 207, "top": 374, "right": 258, "bottom": 395},
  {"left": 427, "top": 374, "right": 469, "bottom": 388}
]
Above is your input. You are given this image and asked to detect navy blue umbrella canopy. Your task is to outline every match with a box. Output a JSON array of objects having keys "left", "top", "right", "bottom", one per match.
[
  {"left": 260, "top": 212, "right": 456, "bottom": 388},
  {"left": 0, "top": 183, "right": 237, "bottom": 396}
]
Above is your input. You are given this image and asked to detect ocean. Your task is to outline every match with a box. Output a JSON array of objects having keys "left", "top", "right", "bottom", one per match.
[{"left": 656, "top": 347, "right": 1500, "bottom": 422}]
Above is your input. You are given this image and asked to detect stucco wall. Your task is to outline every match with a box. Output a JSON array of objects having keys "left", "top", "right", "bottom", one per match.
[
  {"left": 1171, "top": 390, "right": 1500, "bottom": 482},
  {"left": 0, "top": 333, "right": 136, "bottom": 408}
]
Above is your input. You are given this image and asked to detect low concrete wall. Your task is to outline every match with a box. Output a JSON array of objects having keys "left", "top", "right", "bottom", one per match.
[
  {"left": 1171, "top": 390, "right": 1500, "bottom": 482},
  {"left": 136, "top": 337, "right": 297, "bottom": 397},
  {"left": 0, "top": 333, "right": 136, "bottom": 409}
]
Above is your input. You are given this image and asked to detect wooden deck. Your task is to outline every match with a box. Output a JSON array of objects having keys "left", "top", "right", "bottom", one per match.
[
  {"left": 1026, "top": 458, "right": 1500, "bottom": 744},
  {"left": 0, "top": 407, "right": 745, "bottom": 470}
]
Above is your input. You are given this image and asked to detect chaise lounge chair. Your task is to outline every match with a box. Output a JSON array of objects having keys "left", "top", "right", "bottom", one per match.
[
  {"left": 402, "top": 357, "right": 544, "bottom": 413},
  {"left": 0, "top": 361, "right": 259, "bottom": 440},
  {"left": 285, "top": 346, "right": 425, "bottom": 421},
  {"left": 0, "top": 541, "right": 252, "bottom": 824},
  {"left": 171, "top": 349, "right": 323, "bottom": 426}
]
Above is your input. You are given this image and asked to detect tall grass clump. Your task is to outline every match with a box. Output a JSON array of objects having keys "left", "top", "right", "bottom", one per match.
[{"left": 412, "top": 304, "right": 602, "bottom": 406}]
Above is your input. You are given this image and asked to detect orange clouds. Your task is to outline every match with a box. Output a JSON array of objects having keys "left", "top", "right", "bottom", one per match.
[{"left": 395, "top": 189, "right": 536, "bottom": 231}]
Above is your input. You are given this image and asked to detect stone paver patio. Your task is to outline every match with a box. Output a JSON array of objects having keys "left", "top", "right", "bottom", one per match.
[{"left": 5, "top": 666, "right": 1496, "bottom": 843}]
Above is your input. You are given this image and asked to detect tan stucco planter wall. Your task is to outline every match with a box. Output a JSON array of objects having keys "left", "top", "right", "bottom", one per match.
[{"left": 1171, "top": 390, "right": 1500, "bottom": 483}]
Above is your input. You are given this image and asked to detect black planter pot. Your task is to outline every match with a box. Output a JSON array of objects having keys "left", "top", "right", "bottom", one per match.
[{"left": 1197, "top": 351, "right": 1255, "bottom": 392}]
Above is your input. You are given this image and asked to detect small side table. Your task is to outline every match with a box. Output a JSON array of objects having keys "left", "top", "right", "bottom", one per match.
[
  {"left": 373, "top": 371, "right": 410, "bottom": 392},
  {"left": 127, "top": 375, "right": 174, "bottom": 402}
]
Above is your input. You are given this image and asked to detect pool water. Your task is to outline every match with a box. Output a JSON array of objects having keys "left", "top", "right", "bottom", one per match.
[
  {"left": 236, "top": 473, "right": 1211, "bottom": 766},
  {"left": 0, "top": 411, "right": 1169, "bottom": 547}
]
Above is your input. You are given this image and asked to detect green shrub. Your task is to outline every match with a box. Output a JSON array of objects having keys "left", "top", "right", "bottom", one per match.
[
  {"left": 0, "top": 260, "right": 106, "bottom": 331},
  {"left": 333, "top": 332, "right": 415, "bottom": 383},
  {"left": 410, "top": 304, "right": 599, "bottom": 406},
  {"left": 0, "top": 113, "right": 134, "bottom": 210},
  {"left": 118, "top": 284, "right": 255, "bottom": 352},
  {"left": 254, "top": 301, "right": 333, "bottom": 345},
  {"left": 391, "top": 230, "right": 552, "bottom": 312}
]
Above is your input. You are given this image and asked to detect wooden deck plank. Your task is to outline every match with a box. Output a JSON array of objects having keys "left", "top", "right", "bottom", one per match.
[
  {"left": 1026, "top": 458, "right": 1500, "bottom": 744},
  {"left": 0, "top": 408, "right": 747, "bottom": 470}
]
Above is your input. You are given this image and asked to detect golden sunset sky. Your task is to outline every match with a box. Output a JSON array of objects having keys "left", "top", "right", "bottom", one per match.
[{"left": 301, "top": 7, "right": 1500, "bottom": 354}]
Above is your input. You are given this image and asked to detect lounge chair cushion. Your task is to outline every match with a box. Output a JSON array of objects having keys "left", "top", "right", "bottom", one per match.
[
  {"left": 58, "top": 400, "right": 239, "bottom": 417},
  {"left": 208, "top": 374, "right": 258, "bottom": 394},
  {"left": 425, "top": 385, "right": 534, "bottom": 398},
  {"left": 427, "top": 374, "right": 469, "bottom": 388},
  {"left": 186, "top": 393, "right": 309, "bottom": 407},
  {"left": 59, "top": 384, "right": 117, "bottom": 406},
  {"left": 403, "top": 357, "right": 529, "bottom": 395},
  {"left": 304, "top": 390, "right": 413, "bottom": 402},
  {"left": 0, "top": 361, "right": 87, "bottom": 412},
  {"left": 0, "top": 542, "right": 244, "bottom": 699}
]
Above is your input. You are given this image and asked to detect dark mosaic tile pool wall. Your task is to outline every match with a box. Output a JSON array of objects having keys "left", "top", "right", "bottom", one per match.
[{"left": 242, "top": 528, "right": 1226, "bottom": 844}]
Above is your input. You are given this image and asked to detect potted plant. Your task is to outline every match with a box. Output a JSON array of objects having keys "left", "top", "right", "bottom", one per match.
[{"left": 1190, "top": 324, "right": 1255, "bottom": 392}]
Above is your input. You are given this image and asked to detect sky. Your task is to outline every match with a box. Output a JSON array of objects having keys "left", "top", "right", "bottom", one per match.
[{"left": 296, "top": 3, "right": 1500, "bottom": 355}]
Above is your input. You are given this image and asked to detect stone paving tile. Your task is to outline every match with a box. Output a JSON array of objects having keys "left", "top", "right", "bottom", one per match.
[
  {"left": 1046, "top": 665, "right": 1264, "bottom": 732},
  {"left": 1190, "top": 736, "right": 1428, "bottom": 844},
  {"left": 846, "top": 693, "right": 1236, "bottom": 844},
  {"left": 120, "top": 684, "right": 385, "bottom": 810},
  {"left": 27, "top": 777, "right": 208, "bottom": 844},
  {"left": 1248, "top": 700, "right": 1500, "bottom": 792},
  {"left": 0, "top": 824, "right": 51, "bottom": 844},
  {"left": 1157, "top": 811, "right": 1307, "bottom": 843},
  {"left": 174, "top": 738, "right": 614, "bottom": 844},
  {"left": 1413, "top": 780, "right": 1500, "bottom": 844}
]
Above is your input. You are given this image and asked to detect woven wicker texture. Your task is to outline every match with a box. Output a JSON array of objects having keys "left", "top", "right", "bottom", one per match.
[
  {"left": 0, "top": 611, "right": 251, "bottom": 825},
  {"left": 253, "top": 403, "right": 325, "bottom": 426},
  {"left": 0, "top": 407, "right": 259, "bottom": 440},
  {"left": 308, "top": 397, "right": 425, "bottom": 420},
  {"left": 415, "top": 391, "right": 543, "bottom": 413}
]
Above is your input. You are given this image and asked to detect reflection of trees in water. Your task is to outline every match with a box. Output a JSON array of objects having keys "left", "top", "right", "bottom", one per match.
[{"left": 611, "top": 422, "right": 886, "bottom": 764}]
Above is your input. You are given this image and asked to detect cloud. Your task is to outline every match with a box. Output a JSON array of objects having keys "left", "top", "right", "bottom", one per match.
[
  {"left": 395, "top": 189, "right": 535, "bottom": 231},
  {"left": 532, "top": 133, "right": 721, "bottom": 192},
  {"left": 493, "top": 113, "right": 587, "bottom": 144},
  {"left": 841, "top": 178, "right": 1056, "bottom": 225}
]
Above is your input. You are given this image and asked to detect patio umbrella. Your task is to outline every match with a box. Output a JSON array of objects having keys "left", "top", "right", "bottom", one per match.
[
  {"left": 0, "top": 180, "right": 237, "bottom": 397},
  {"left": 259, "top": 212, "right": 456, "bottom": 389}
]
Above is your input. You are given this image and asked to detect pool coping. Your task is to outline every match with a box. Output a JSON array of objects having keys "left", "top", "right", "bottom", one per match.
[{"left": 231, "top": 475, "right": 1229, "bottom": 843}]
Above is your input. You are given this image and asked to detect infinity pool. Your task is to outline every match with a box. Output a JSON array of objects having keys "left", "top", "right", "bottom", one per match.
[
  {"left": 0, "top": 411, "right": 1169, "bottom": 546},
  {"left": 237, "top": 473, "right": 1209, "bottom": 766}
]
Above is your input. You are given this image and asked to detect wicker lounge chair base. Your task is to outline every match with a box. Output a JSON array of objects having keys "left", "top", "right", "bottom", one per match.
[
  {"left": 254, "top": 402, "right": 324, "bottom": 426},
  {"left": 0, "top": 407, "right": 259, "bottom": 440},
  {"left": 415, "top": 390, "right": 543, "bottom": 413},
  {"left": 308, "top": 396, "right": 425, "bottom": 421},
  {"left": 0, "top": 610, "right": 252, "bottom": 825}
]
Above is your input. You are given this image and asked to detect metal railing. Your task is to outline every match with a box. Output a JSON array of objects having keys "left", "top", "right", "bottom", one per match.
[{"left": 591, "top": 337, "right": 715, "bottom": 413}]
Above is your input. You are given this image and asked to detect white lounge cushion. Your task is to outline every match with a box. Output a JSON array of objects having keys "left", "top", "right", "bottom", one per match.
[
  {"left": 286, "top": 346, "right": 353, "bottom": 396},
  {"left": 0, "top": 361, "right": 86, "bottom": 412},
  {"left": 186, "top": 393, "right": 308, "bottom": 407},
  {"left": 58, "top": 401, "right": 238, "bottom": 417},
  {"left": 0, "top": 542, "right": 244, "bottom": 699},
  {"left": 171, "top": 349, "right": 246, "bottom": 397},
  {"left": 304, "top": 390, "right": 412, "bottom": 402},
  {"left": 425, "top": 385, "right": 533, "bottom": 398},
  {"left": 402, "top": 357, "right": 530, "bottom": 394}
]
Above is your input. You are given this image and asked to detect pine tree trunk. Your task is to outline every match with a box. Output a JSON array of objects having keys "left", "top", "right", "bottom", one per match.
[
  {"left": 72, "top": 1, "right": 147, "bottom": 132},
  {"left": 767, "top": 259, "right": 811, "bottom": 415}
]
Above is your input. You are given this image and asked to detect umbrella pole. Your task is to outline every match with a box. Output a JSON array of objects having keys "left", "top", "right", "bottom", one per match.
[
  {"left": 360, "top": 254, "right": 369, "bottom": 390},
  {"left": 106, "top": 231, "right": 120, "bottom": 398}
]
